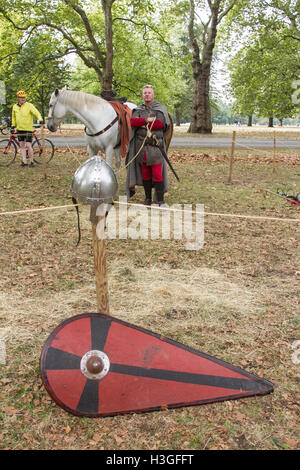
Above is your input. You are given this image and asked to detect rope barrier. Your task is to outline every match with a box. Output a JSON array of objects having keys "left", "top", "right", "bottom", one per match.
[
  {"left": 0, "top": 200, "right": 298, "bottom": 223},
  {"left": 0, "top": 203, "right": 78, "bottom": 216},
  {"left": 1, "top": 130, "right": 299, "bottom": 224},
  {"left": 114, "top": 200, "right": 299, "bottom": 223}
]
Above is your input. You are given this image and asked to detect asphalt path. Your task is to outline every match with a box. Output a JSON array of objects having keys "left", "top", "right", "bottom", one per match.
[{"left": 49, "top": 135, "right": 300, "bottom": 149}]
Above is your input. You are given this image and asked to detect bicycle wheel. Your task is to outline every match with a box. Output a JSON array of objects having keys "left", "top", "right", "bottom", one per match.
[
  {"left": 32, "top": 138, "right": 55, "bottom": 164},
  {"left": 0, "top": 126, "right": 10, "bottom": 136},
  {"left": 0, "top": 139, "right": 17, "bottom": 166}
]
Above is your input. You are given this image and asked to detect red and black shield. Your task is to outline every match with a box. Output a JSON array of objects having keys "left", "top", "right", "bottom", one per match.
[{"left": 40, "top": 313, "right": 273, "bottom": 417}]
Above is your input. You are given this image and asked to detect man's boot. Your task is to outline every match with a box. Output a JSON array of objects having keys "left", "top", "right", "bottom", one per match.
[
  {"left": 154, "top": 181, "right": 165, "bottom": 206},
  {"left": 143, "top": 179, "right": 152, "bottom": 205}
]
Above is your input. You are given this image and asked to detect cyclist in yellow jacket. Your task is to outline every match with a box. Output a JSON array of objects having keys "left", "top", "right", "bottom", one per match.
[{"left": 11, "top": 90, "right": 44, "bottom": 167}]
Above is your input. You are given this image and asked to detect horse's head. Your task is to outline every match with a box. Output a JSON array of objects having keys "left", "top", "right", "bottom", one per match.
[{"left": 47, "top": 86, "right": 67, "bottom": 132}]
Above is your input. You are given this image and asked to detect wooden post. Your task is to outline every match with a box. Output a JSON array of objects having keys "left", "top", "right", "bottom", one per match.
[
  {"left": 227, "top": 130, "right": 236, "bottom": 184},
  {"left": 273, "top": 130, "right": 276, "bottom": 173},
  {"left": 91, "top": 207, "right": 109, "bottom": 315},
  {"left": 41, "top": 124, "right": 47, "bottom": 180}
]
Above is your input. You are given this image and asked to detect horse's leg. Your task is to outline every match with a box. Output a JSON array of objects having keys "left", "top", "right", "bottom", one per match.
[
  {"left": 86, "top": 135, "right": 103, "bottom": 158},
  {"left": 87, "top": 144, "right": 95, "bottom": 158},
  {"left": 105, "top": 146, "right": 114, "bottom": 170},
  {"left": 114, "top": 148, "right": 121, "bottom": 180}
]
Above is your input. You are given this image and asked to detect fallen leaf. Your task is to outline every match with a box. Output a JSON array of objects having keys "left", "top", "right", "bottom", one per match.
[
  {"left": 2, "top": 406, "right": 18, "bottom": 415},
  {"left": 284, "top": 438, "right": 298, "bottom": 447},
  {"left": 114, "top": 435, "right": 124, "bottom": 445}
]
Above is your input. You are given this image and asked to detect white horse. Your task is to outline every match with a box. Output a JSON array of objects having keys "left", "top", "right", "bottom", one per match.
[{"left": 47, "top": 86, "right": 136, "bottom": 175}]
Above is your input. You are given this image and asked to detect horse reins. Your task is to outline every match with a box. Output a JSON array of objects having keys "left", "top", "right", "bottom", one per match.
[
  {"left": 85, "top": 114, "right": 158, "bottom": 171},
  {"left": 124, "top": 118, "right": 156, "bottom": 170},
  {"left": 84, "top": 115, "right": 119, "bottom": 137}
]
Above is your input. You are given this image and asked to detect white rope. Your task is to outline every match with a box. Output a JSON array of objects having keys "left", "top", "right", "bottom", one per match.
[
  {"left": 0, "top": 203, "right": 78, "bottom": 216},
  {"left": 1, "top": 200, "right": 298, "bottom": 223},
  {"left": 114, "top": 200, "right": 299, "bottom": 223}
]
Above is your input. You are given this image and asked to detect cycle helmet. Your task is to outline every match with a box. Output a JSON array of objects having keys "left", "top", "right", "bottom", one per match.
[{"left": 16, "top": 90, "right": 27, "bottom": 98}]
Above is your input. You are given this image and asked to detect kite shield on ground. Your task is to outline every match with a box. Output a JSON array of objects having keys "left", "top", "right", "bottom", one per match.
[{"left": 40, "top": 313, "right": 274, "bottom": 418}]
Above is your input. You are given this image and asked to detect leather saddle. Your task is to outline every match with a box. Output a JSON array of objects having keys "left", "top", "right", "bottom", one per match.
[{"left": 100, "top": 89, "right": 127, "bottom": 104}]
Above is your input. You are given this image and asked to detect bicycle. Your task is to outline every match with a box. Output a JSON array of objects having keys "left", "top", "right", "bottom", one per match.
[
  {"left": 0, "top": 124, "right": 10, "bottom": 135},
  {"left": 0, "top": 127, "right": 55, "bottom": 167}
]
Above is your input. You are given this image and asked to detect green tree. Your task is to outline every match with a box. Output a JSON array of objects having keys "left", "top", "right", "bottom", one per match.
[
  {"left": 11, "top": 35, "right": 71, "bottom": 119},
  {"left": 0, "top": 0, "right": 179, "bottom": 94},
  {"left": 65, "top": 1, "right": 186, "bottom": 110},
  {"left": 229, "top": 28, "right": 300, "bottom": 125}
]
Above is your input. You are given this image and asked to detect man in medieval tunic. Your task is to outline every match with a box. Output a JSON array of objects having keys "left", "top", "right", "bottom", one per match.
[{"left": 125, "top": 85, "right": 170, "bottom": 206}]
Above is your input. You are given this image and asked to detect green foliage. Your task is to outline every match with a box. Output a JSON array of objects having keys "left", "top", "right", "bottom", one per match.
[
  {"left": 1, "top": 0, "right": 298, "bottom": 125},
  {"left": 0, "top": 23, "right": 71, "bottom": 119},
  {"left": 0, "top": 0, "right": 188, "bottom": 114},
  {"left": 229, "top": 27, "right": 300, "bottom": 120}
]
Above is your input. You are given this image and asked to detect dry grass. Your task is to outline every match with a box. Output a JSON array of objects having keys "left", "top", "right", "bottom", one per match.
[{"left": 0, "top": 144, "right": 299, "bottom": 450}]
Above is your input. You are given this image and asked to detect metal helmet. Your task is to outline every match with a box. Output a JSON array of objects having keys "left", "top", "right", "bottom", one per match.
[
  {"left": 70, "top": 156, "right": 118, "bottom": 205},
  {"left": 16, "top": 90, "right": 27, "bottom": 98}
]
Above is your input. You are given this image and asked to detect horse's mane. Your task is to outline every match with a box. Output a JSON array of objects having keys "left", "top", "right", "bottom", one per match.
[{"left": 60, "top": 89, "right": 106, "bottom": 109}]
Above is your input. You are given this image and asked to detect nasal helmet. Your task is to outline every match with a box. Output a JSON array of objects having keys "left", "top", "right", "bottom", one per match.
[{"left": 70, "top": 156, "right": 118, "bottom": 206}]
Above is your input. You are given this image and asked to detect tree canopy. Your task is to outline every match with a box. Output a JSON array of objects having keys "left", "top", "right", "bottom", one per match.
[
  {"left": 227, "top": 0, "right": 300, "bottom": 125},
  {"left": 0, "top": 0, "right": 299, "bottom": 129}
]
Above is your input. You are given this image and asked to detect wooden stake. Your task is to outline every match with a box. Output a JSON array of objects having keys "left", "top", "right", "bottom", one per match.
[
  {"left": 92, "top": 212, "right": 109, "bottom": 315},
  {"left": 227, "top": 130, "right": 236, "bottom": 184},
  {"left": 41, "top": 124, "right": 47, "bottom": 180},
  {"left": 273, "top": 130, "right": 276, "bottom": 173}
]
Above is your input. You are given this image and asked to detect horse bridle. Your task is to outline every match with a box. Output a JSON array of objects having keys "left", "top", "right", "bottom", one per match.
[{"left": 47, "top": 93, "right": 60, "bottom": 124}]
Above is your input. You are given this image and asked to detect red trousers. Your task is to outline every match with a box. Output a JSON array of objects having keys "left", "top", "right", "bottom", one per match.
[
  {"left": 141, "top": 154, "right": 163, "bottom": 182},
  {"left": 130, "top": 118, "right": 164, "bottom": 183}
]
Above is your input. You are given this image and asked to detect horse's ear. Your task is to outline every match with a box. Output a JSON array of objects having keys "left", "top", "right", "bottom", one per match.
[
  {"left": 62, "top": 85, "right": 67, "bottom": 91},
  {"left": 55, "top": 89, "right": 59, "bottom": 96}
]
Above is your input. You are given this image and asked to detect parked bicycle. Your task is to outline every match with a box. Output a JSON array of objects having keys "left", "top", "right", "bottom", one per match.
[
  {"left": 0, "top": 124, "right": 10, "bottom": 135},
  {"left": 0, "top": 126, "right": 55, "bottom": 167}
]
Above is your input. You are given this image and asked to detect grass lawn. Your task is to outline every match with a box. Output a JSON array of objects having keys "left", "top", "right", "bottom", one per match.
[{"left": 0, "top": 140, "right": 299, "bottom": 450}]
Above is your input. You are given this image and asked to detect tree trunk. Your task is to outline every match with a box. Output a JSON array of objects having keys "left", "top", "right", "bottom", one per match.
[
  {"left": 268, "top": 116, "right": 274, "bottom": 127},
  {"left": 189, "top": 61, "right": 212, "bottom": 133},
  {"left": 101, "top": 0, "right": 114, "bottom": 90},
  {"left": 174, "top": 106, "right": 181, "bottom": 126},
  {"left": 247, "top": 115, "right": 252, "bottom": 127},
  {"left": 188, "top": 2, "right": 220, "bottom": 134}
]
